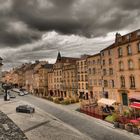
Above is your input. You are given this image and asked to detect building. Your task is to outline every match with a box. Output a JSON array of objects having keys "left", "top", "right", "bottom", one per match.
[
  {"left": 48, "top": 52, "right": 78, "bottom": 98},
  {"left": 62, "top": 63, "right": 78, "bottom": 98},
  {"left": 33, "top": 64, "right": 53, "bottom": 97},
  {"left": 114, "top": 30, "right": 140, "bottom": 106},
  {"left": 76, "top": 55, "right": 89, "bottom": 99},
  {"left": 87, "top": 53, "right": 102, "bottom": 100},
  {"left": 100, "top": 44, "right": 118, "bottom": 102}
]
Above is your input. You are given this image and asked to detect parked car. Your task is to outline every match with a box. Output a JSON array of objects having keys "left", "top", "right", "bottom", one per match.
[
  {"left": 18, "top": 91, "right": 24, "bottom": 96},
  {"left": 22, "top": 90, "right": 29, "bottom": 95},
  {"left": 16, "top": 105, "right": 35, "bottom": 113},
  {"left": 12, "top": 88, "right": 20, "bottom": 93},
  {"left": 8, "top": 91, "right": 16, "bottom": 98}
]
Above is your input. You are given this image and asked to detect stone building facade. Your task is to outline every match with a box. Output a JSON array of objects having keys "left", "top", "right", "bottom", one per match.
[{"left": 76, "top": 55, "right": 89, "bottom": 100}]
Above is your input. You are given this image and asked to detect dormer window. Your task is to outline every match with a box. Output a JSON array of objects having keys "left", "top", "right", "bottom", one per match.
[{"left": 126, "top": 35, "right": 130, "bottom": 40}]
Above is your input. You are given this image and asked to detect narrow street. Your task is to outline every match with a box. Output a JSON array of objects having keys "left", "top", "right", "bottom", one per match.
[{"left": 16, "top": 94, "right": 140, "bottom": 140}]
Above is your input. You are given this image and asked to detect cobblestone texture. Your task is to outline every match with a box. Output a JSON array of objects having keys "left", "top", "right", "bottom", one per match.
[{"left": 0, "top": 111, "right": 28, "bottom": 140}]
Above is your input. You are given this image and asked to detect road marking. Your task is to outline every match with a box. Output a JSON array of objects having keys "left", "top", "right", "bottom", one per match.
[{"left": 23, "top": 120, "right": 50, "bottom": 133}]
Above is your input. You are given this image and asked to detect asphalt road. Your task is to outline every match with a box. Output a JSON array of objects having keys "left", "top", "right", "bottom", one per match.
[{"left": 12, "top": 94, "right": 140, "bottom": 140}]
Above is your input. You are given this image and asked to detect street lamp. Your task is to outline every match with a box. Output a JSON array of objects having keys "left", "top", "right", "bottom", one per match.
[{"left": 2, "top": 83, "right": 12, "bottom": 101}]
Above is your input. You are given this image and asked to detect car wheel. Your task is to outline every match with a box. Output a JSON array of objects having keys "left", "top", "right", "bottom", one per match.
[{"left": 27, "top": 110, "right": 30, "bottom": 113}]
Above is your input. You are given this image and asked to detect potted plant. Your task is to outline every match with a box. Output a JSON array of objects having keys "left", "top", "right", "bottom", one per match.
[
  {"left": 119, "top": 122, "right": 125, "bottom": 129},
  {"left": 138, "top": 126, "right": 140, "bottom": 135},
  {"left": 114, "top": 120, "right": 119, "bottom": 128},
  {"left": 125, "top": 123, "right": 133, "bottom": 132},
  {"left": 132, "top": 125, "right": 139, "bottom": 135}
]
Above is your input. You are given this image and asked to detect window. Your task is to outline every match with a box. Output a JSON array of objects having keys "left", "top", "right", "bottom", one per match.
[
  {"left": 104, "top": 80, "right": 108, "bottom": 87},
  {"left": 89, "top": 79, "right": 92, "bottom": 86},
  {"left": 137, "top": 43, "right": 140, "bottom": 52},
  {"left": 138, "top": 59, "right": 140, "bottom": 69},
  {"left": 111, "top": 80, "right": 115, "bottom": 88},
  {"left": 93, "top": 68, "right": 96, "bottom": 74},
  {"left": 86, "top": 83, "right": 88, "bottom": 90},
  {"left": 120, "top": 76, "right": 125, "bottom": 88},
  {"left": 126, "top": 35, "right": 130, "bottom": 40},
  {"left": 81, "top": 75, "right": 84, "bottom": 81},
  {"left": 82, "top": 83, "right": 84, "bottom": 89},
  {"left": 104, "top": 92, "right": 108, "bottom": 98},
  {"left": 84, "top": 61, "right": 86, "bottom": 65},
  {"left": 109, "top": 68, "right": 113, "bottom": 75},
  {"left": 118, "top": 47, "right": 123, "bottom": 57},
  {"left": 101, "top": 51, "right": 104, "bottom": 56},
  {"left": 102, "top": 60, "right": 105, "bottom": 65},
  {"left": 108, "top": 50, "right": 111, "bottom": 55},
  {"left": 119, "top": 61, "right": 124, "bottom": 71},
  {"left": 78, "top": 75, "right": 80, "bottom": 81},
  {"left": 94, "top": 79, "right": 97, "bottom": 85},
  {"left": 109, "top": 58, "right": 112, "bottom": 65},
  {"left": 93, "top": 60, "right": 95, "bottom": 65},
  {"left": 85, "top": 75, "right": 88, "bottom": 81},
  {"left": 97, "top": 59, "right": 100, "bottom": 64},
  {"left": 98, "top": 79, "right": 102, "bottom": 86},
  {"left": 88, "top": 68, "right": 91, "bottom": 74},
  {"left": 78, "top": 83, "right": 80, "bottom": 89},
  {"left": 128, "top": 60, "right": 134, "bottom": 70},
  {"left": 103, "top": 69, "right": 107, "bottom": 75},
  {"left": 127, "top": 45, "right": 132, "bottom": 55},
  {"left": 130, "top": 75, "right": 135, "bottom": 88}
]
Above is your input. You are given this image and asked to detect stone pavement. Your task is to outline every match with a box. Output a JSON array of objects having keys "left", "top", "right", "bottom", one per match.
[
  {"left": 0, "top": 99, "right": 92, "bottom": 140},
  {"left": 0, "top": 111, "right": 28, "bottom": 140}
]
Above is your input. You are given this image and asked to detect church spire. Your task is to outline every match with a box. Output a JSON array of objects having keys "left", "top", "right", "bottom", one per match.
[{"left": 57, "top": 51, "right": 61, "bottom": 62}]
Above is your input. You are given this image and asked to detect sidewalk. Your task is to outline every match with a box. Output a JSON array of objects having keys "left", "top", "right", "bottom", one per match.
[
  {"left": 32, "top": 96, "right": 140, "bottom": 140},
  {"left": 0, "top": 99, "right": 92, "bottom": 140},
  {"left": 0, "top": 111, "right": 28, "bottom": 140}
]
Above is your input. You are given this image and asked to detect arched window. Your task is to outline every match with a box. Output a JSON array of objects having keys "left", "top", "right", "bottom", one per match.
[
  {"left": 120, "top": 76, "right": 125, "bottom": 88},
  {"left": 119, "top": 61, "right": 124, "bottom": 71},
  {"left": 128, "top": 60, "right": 134, "bottom": 70},
  {"left": 130, "top": 75, "right": 135, "bottom": 88}
]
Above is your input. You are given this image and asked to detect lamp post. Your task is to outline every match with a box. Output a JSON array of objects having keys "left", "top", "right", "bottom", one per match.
[{"left": 2, "top": 83, "right": 12, "bottom": 101}]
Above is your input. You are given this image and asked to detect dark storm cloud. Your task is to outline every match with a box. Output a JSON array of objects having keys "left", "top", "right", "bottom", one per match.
[
  {"left": 1, "top": 0, "right": 140, "bottom": 70},
  {"left": 8, "top": 0, "right": 140, "bottom": 38},
  {"left": 0, "top": 0, "right": 140, "bottom": 46}
]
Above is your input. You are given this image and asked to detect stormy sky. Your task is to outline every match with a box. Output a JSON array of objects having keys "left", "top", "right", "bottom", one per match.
[{"left": 0, "top": 0, "right": 140, "bottom": 70}]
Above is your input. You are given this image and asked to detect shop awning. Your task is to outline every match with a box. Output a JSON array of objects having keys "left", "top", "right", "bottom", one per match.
[
  {"left": 97, "top": 98, "right": 116, "bottom": 106},
  {"left": 128, "top": 92, "right": 140, "bottom": 100},
  {"left": 130, "top": 102, "right": 140, "bottom": 109}
]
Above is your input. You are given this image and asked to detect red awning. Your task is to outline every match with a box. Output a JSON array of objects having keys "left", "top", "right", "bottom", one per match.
[{"left": 130, "top": 102, "right": 140, "bottom": 109}]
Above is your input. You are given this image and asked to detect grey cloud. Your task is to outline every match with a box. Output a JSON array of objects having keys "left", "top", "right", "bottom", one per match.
[
  {"left": 0, "top": 0, "right": 140, "bottom": 70},
  {"left": 0, "top": 0, "right": 140, "bottom": 46}
]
